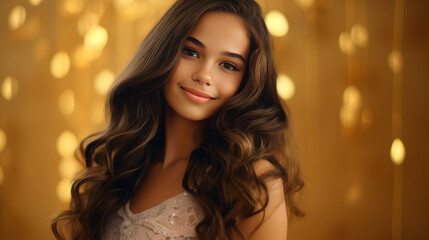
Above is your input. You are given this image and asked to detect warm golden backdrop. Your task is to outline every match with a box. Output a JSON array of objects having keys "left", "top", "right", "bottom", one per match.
[{"left": 0, "top": 0, "right": 428, "bottom": 239}]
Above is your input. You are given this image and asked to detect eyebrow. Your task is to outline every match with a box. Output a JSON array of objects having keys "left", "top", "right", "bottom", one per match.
[{"left": 186, "top": 36, "right": 246, "bottom": 64}]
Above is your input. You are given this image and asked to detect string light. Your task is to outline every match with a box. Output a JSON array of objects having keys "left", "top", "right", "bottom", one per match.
[
  {"left": 339, "top": 0, "right": 369, "bottom": 54},
  {"left": 339, "top": 0, "right": 370, "bottom": 133},
  {"left": 390, "top": 0, "right": 405, "bottom": 239}
]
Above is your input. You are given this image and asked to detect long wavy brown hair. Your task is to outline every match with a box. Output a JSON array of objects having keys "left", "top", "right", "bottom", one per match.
[{"left": 51, "top": 0, "right": 304, "bottom": 239}]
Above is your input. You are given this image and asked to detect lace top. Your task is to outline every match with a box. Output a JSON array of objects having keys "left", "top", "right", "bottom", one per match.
[{"left": 103, "top": 191, "right": 204, "bottom": 240}]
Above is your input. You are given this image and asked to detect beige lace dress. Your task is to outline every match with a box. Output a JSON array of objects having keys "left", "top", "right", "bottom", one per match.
[{"left": 103, "top": 191, "right": 204, "bottom": 240}]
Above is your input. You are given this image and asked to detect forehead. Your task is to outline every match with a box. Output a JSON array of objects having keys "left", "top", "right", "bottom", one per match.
[{"left": 189, "top": 11, "right": 250, "bottom": 59}]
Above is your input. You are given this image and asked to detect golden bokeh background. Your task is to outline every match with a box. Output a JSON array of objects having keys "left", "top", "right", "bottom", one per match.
[{"left": 1, "top": 0, "right": 428, "bottom": 239}]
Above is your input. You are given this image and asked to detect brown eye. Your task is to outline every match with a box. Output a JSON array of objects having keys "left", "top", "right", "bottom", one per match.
[
  {"left": 183, "top": 47, "right": 199, "bottom": 58},
  {"left": 220, "top": 62, "right": 239, "bottom": 71}
]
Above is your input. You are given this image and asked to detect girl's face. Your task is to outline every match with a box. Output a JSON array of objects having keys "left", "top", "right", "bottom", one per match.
[{"left": 164, "top": 11, "right": 250, "bottom": 121}]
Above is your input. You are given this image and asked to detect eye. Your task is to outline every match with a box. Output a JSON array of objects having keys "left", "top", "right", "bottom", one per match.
[
  {"left": 220, "top": 62, "right": 239, "bottom": 71},
  {"left": 183, "top": 47, "right": 199, "bottom": 58}
]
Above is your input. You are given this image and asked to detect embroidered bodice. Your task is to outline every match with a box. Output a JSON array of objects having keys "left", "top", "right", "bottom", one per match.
[{"left": 103, "top": 191, "right": 204, "bottom": 240}]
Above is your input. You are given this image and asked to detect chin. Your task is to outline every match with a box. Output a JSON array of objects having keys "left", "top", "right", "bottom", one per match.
[{"left": 179, "top": 111, "right": 211, "bottom": 122}]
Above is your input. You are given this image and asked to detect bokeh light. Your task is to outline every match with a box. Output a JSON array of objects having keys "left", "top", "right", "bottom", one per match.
[
  {"left": 265, "top": 10, "right": 289, "bottom": 37},
  {"left": 56, "top": 178, "right": 72, "bottom": 203},
  {"left": 343, "top": 85, "right": 362, "bottom": 110},
  {"left": 1, "top": 76, "right": 19, "bottom": 101},
  {"left": 94, "top": 69, "right": 115, "bottom": 95},
  {"left": 84, "top": 25, "right": 108, "bottom": 53},
  {"left": 29, "top": 0, "right": 44, "bottom": 6},
  {"left": 391, "top": 138, "right": 406, "bottom": 165},
  {"left": 277, "top": 74, "right": 295, "bottom": 100},
  {"left": 338, "top": 31, "right": 356, "bottom": 55},
  {"left": 58, "top": 89, "right": 75, "bottom": 115},
  {"left": 340, "top": 106, "right": 357, "bottom": 129},
  {"left": 77, "top": 12, "right": 100, "bottom": 37},
  {"left": 0, "top": 128, "right": 7, "bottom": 152},
  {"left": 56, "top": 131, "right": 78, "bottom": 157},
  {"left": 50, "top": 51, "right": 71, "bottom": 79},
  {"left": 8, "top": 5, "right": 26, "bottom": 31},
  {"left": 388, "top": 49, "right": 403, "bottom": 74},
  {"left": 340, "top": 85, "right": 362, "bottom": 128},
  {"left": 59, "top": 157, "right": 82, "bottom": 179},
  {"left": 351, "top": 24, "right": 369, "bottom": 47}
]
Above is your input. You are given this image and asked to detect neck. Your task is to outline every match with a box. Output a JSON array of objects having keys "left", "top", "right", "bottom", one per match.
[{"left": 161, "top": 105, "right": 205, "bottom": 169}]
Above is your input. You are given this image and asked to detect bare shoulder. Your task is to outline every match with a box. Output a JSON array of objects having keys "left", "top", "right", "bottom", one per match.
[{"left": 232, "top": 159, "right": 288, "bottom": 240}]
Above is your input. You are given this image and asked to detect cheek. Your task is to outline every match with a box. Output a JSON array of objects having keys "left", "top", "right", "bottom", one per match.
[
  {"left": 218, "top": 76, "right": 243, "bottom": 100},
  {"left": 170, "top": 60, "right": 190, "bottom": 82}
]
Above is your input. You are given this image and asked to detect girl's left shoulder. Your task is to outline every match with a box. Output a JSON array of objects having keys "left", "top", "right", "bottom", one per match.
[{"left": 233, "top": 159, "right": 288, "bottom": 240}]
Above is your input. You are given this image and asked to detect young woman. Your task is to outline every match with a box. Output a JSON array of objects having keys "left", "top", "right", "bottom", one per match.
[{"left": 51, "top": 0, "right": 304, "bottom": 239}]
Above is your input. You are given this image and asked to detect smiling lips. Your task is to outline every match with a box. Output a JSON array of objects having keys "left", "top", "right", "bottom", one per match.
[{"left": 180, "top": 86, "right": 215, "bottom": 104}]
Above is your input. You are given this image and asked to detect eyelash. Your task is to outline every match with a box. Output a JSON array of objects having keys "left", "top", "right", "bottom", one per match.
[
  {"left": 182, "top": 47, "right": 240, "bottom": 72},
  {"left": 183, "top": 47, "right": 198, "bottom": 58},
  {"left": 220, "top": 62, "right": 239, "bottom": 71}
]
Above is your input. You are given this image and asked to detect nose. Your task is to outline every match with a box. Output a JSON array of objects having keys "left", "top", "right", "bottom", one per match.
[{"left": 192, "top": 66, "right": 212, "bottom": 86}]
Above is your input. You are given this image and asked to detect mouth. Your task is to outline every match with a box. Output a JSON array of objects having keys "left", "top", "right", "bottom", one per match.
[{"left": 180, "top": 86, "right": 216, "bottom": 103}]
